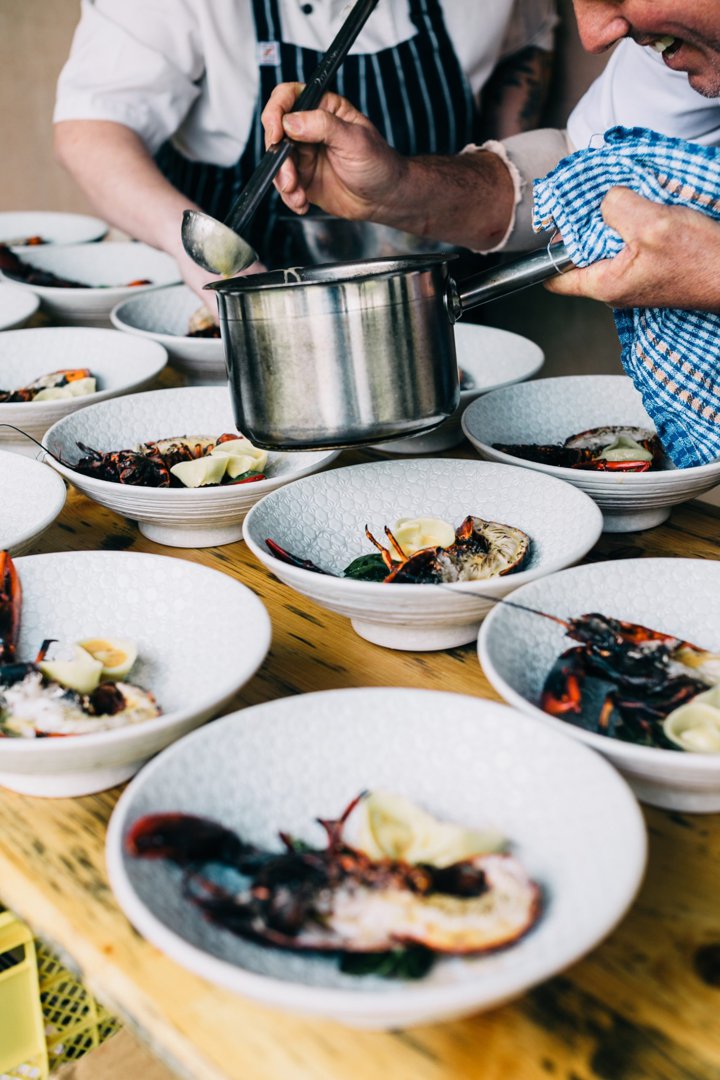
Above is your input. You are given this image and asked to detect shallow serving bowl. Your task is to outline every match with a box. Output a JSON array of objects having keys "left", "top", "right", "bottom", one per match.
[
  {"left": 242, "top": 458, "right": 603, "bottom": 650},
  {"left": 0, "top": 284, "right": 39, "bottom": 332},
  {"left": 0, "top": 211, "right": 107, "bottom": 246},
  {"left": 0, "top": 451, "right": 66, "bottom": 554},
  {"left": 0, "top": 242, "right": 180, "bottom": 327},
  {"left": 44, "top": 386, "right": 340, "bottom": 548},
  {"left": 372, "top": 324, "right": 544, "bottom": 455},
  {"left": 0, "top": 550, "right": 271, "bottom": 797},
  {"left": 107, "top": 687, "right": 645, "bottom": 1028},
  {"left": 111, "top": 284, "right": 225, "bottom": 385},
  {"left": 462, "top": 375, "right": 720, "bottom": 533},
  {"left": 479, "top": 558, "right": 720, "bottom": 812},
  {"left": 0, "top": 327, "right": 167, "bottom": 457}
]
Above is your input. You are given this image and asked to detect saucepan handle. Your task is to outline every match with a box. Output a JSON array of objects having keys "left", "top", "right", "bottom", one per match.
[{"left": 445, "top": 241, "right": 574, "bottom": 323}]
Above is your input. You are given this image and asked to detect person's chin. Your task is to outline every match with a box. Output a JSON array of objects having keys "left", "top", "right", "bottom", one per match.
[
  {"left": 685, "top": 68, "right": 720, "bottom": 98},
  {"left": 663, "top": 42, "right": 720, "bottom": 97}
]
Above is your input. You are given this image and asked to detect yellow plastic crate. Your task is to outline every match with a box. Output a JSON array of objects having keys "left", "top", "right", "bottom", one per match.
[{"left": 0, "top": 911, "right": 119, "bottom": 1079}]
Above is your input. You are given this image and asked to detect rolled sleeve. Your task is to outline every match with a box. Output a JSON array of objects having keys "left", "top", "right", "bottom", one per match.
[
  {"left": 54, "top": 0, "right": 202, "bottom": 154},
  {"left": 460, "top": 128, "right": 572, "bottom": 252}
]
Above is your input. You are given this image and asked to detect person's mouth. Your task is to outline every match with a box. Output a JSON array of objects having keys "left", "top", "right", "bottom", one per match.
[{"left": 647, "top": 35, "right": 684, "bottom": 64}]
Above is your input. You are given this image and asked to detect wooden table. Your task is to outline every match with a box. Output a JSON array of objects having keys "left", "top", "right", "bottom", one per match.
[{"left": 2, "top": 468, "right": 720, "bottom": 1080}]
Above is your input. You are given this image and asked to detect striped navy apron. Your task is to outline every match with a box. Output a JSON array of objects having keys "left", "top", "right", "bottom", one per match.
[{"left": 156, "top": 0, "right": 477, "bottom": 265}]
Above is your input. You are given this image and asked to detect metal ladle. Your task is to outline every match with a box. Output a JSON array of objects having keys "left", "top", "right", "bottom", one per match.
[{"left": 181, "top": 0, "right": 380, "bottom": 276}]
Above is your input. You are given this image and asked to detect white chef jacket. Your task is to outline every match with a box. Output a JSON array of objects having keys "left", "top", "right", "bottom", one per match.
[
  {"left": 568, "top": 39, "right": 720, "bottom": 151},
  {"left": 498, "top": 38, "right": 720, "bottom": 249},
  {"left": 54, "top": 0, "right": 558, "bottom": 166}
]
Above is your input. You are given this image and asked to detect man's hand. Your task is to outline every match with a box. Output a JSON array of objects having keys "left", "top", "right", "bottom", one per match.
[
  {"left": 546, "top": 187, "right": 720, "bottom": 311},
  {"left": 262, "top": 83, "right": 405, "bottom": 223},
  {"left": 261, "top": 82, "right": 516, "bottom": 250}
]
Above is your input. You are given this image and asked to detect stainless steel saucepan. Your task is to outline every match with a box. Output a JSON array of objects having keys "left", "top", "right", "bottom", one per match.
[{"left": 206, "top": 241, "right": 573, "bottom": 451}]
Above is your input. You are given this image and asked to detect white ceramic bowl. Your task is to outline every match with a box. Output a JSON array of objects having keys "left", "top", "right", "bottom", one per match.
[
  {"left": 0, "top": 451, "right": 66, "bottom": 554},
  {"left": 0, "top": 211, "right": 107, "bottom": 246},
  {"left": 107, "top": 687, "right": 646, "bottom": 1029},
  {"left": 242, "top": 458, "right": 603, "bottom": 650},
  {"left": 372, "top": 324, "right": 544, "bottom": 455},
  {"left": 479, "top": 558, "right": 720, "bottom": 812},
  {"left": 0, "top": 327, "right": 167, "bottom": 457},
  {"left": 0, "top": 284, "right": 39, "bottom": 332},
  {"left": 44, "top": 386, "right": 340, "bottom": 548},
  {"left": 462, "top": 375, "right": 720, "bottom": 533},
  {"left": 111, "top": 284, "right": 225, "bottom": 385},
  {"left": 0, "top": 550, "right": 271, "bottom": 797},
  {"left": 0, "top": 242, "right": 180, "bottom": 327}
]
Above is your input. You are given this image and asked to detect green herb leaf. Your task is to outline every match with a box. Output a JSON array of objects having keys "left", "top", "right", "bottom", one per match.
[
  {"left": 342, "top": 553, "right": 389, "bottom": 581},
  {"left": 340, "top": 946, "right": 435, "bottom": 980},
  {"left": 284, "top": 836, "right": 314, "bottom": 853}
]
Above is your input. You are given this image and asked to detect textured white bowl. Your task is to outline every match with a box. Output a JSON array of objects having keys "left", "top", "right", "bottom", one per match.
[
  {"left": 462, "top": 375, "right": 720, "bottom": 533},
  {"left": 0, "top": 242, "right": 180, "bottom": 327},
  {"left": 479, "top": 558, "right": 720, "bottom": 812},
  {"left": 0, "top": 451, "right": 67, "bottom": 554},
  {"left": 243, "top": 458, "right": 603, "bottom": 650},
  {"left": 0, "top": 284, "right": 39, "bottom": 332},
  {"left": 0, "top": 327, "right": 167, "bottom": 457},
  {"left": 0, "top": 211, "right": 107, "bottom": 246},
  {"left": 44, "top": 386, "right": 339, "bottom": 548},
  {"left": 0, "top": 551, "right": 271, "bottom": 797},
  {"left": 372, "top": 324, "right": 544, "bottom": 455},
  {"left": 107, "top": 687, "right": 646, "bottom": 1028},
  {"left": 111, "top": 284, "right": 225, "bottom": 384}
]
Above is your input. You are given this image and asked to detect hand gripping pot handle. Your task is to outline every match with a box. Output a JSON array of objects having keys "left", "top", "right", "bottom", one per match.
[{"left": 445, "top": 240, "right": 574, "bottom": 322}]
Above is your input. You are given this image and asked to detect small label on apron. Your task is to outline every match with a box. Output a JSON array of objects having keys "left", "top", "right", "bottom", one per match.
[{"left": 256, "top": 41, "right": 281, "bottom": 66}]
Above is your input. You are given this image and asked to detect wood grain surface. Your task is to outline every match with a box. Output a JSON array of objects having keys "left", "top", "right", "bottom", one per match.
[{"left": 2, "top": 451, "right": 720, "bottom": 1080}]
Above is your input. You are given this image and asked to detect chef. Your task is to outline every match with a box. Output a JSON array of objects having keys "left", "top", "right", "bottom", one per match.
[
  {"left": 262, "top": 0, "right": 720, "bottom": 312},
  {"left": 53, "top": 0, "right": 557, "bottom": 298}
]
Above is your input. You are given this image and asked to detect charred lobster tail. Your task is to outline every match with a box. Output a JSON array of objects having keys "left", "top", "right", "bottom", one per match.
[
  {"left": 541, "top": 611, "right": 716, "bottom": 749},
  {"left": 126, "top": 796, "right": 541, "bottom": 965}
]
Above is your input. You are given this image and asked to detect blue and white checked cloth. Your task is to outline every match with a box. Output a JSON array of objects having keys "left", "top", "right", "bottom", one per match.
[{"left": 532, "top": 126, "right": 720, "bottom": 468}]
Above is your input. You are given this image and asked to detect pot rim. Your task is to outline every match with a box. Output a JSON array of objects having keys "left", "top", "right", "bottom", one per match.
[{"left": 205, "top": 252, "right": 456, "bottom": 294}]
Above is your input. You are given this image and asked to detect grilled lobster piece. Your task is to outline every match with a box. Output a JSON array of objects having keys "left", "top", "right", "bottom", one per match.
[
  {"left": 540, "top": 612, "right": 716, "bottom": 748},
  {"left": 126, "top": 795, "right": 541, "bottom": 958},
  {"left": 0, "top": 550, "right": 21, "bottom": 664}
]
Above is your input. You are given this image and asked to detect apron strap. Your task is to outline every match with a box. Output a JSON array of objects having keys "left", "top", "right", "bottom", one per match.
[{"left": 252, "top": 0, "right": 281, "bottom": 43}]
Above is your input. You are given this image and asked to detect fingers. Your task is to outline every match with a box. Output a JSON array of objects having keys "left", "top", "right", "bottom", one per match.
[
  {"left": 262, "top": 82, "right": 304, "bottom": 146},
  {"left": 544, "top": 244, "right": 636, "bottom": 304},
  {"left": 262, "top": 84, "right": 366, "bottom": 148},
  {"left": 601, "top": 186, "right": 652, "bottom": 229},
  {"left": 282, "top": 106, "right": 356, "bottom": 147},
  {"left": 544, "top": 264, "right": 605, "bottom": 299}
]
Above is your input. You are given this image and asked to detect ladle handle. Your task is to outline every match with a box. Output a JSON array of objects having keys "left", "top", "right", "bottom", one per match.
[
  {"left": 225, "top": 0, "right": 380, "bottom": 236},
  {"left": 447, "top": 241, "right": 574, "bottom": 321}
]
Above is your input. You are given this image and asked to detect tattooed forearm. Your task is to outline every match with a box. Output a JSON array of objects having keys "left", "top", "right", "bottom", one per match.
[{"left": 477, "top": 46, "right": 554, "bottom": 141}]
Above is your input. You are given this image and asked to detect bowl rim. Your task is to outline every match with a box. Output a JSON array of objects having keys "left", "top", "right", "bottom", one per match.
[
  {"left": 0, "top": 210, "right": 108, "bottom": 245},
  {"left": 0, "top": 550, "right": 272, "bottom": 756},
  {"left": 453, "top": 322, "right": 545, "bottom": 401},
  {"left": 106, "top": 686, "right": 647, "bottom": 1017},
  {"left": 42, "top": 385, "right": 340, "bottom": 498},
  {"left": 0, "top": 326, "right": 168, "bottom": 420},
  {"left": 478, "top": 557, "right": 720, "bottom": 772},
  {"left": 242, "top": 457, "right": 604, "bottom": 597},
  {"left": 462, "top": 374, "right": 720, "bottom": 479},
  {"left": 0, "top": 241, "right": 181, "bottom": 298},
  {"left": 0, "top": 283, "right": 40, "bottom": 330},
  {"left": 0, "top": 451, "right": 67, "bottom": 550},
  {"left": 110, "top": 284, "right": 224, "bottom": 352}
]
